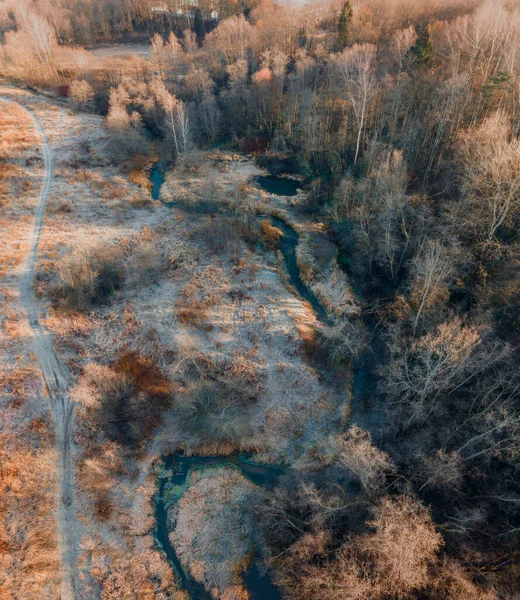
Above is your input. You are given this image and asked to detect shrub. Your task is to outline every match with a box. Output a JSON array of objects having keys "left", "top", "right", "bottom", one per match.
[
  {"left": 106, "top": 352, "right": 173, "bottom": 445},
  {"left": 54, "top": 241, "right": 123, "bottom": 310},
  {"left": 70, "top": 79, "right": 94, "bottom": 107},
  {"left": 260, "top": 220, "right": 283, "bottom": 248},
  {"left": 76, "top": 354, "right": 172, "bottom": 446},
  {"left": 319, "top": 322, "right": 366, "bottom": 366},
  {"left": 124, "top": 237, "right": 169, "bottom": 288},
  {"left": 94, "top": 493, "right": 113, "bottom": 522},
  {"left": 58, "top": 84, "right": 70, "bottom": 98},
  {"left": 177, "top": 379, "right": 251, "bottom": 444},
  {"left": 128, "top": 169, "right": 150, "bottom": 189}
]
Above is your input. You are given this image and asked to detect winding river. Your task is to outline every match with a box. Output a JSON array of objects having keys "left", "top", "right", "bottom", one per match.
[
  {"left": 151, "top": 169, "right": 378, "bottom": 599},
  {"left": 266, "top": 216, "right": 332, "bottom": 325},
  {"left": 254, "top": 175, "right": 384, "bottom": 436}
]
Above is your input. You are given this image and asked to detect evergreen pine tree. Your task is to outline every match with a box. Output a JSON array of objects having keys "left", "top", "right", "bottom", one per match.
[
  {"left": 194, "top": 9, "right": 205, "bottom": 44},
  {"left": 337, "top": 1, "right": 353, "bottom": 50},
  {"left": 406, "top": 24, "right": 434, "bottom": 71}
]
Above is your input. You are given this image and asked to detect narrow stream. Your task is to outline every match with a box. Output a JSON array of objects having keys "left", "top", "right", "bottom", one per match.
[
  {"left": 253, "top": 175, "right": 383, "bottom": 436},
  {"left": 150, "top": 162, "right": 165, "bottom": 201},
  {"left": 155, "top": 455, "right": 286, "bottom": 600},
  {"left": 336, "top": 251, "right": 386, "bottom": 438},
  {"left": 267, "top": 217, "right": 332, "bottom": 325}
]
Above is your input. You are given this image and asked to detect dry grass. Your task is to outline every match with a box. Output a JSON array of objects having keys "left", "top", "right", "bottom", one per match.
[
  {"left": 0, "top": 85, "right": 181, "bottom": 599},
  {"left": 0, "top": 104, "right": 40, "bottom": 278},
  {"left": 260, "top": 220, "right": 283, "bottom": 247},
  {"left": 175, "top": 266, "right": 230, "bottom": 328},
  {"left": 171, "top": 467, "right": 256, "bottom": 597},
  {"left": 128, "top": 169, "right": 151, "bottom": 190},
  {"left": 0, "top": 104, "right": 38, "bottom": 160},
  {"left": 0, "top": 425, "right": 60, "bottom": 599},
  {"left": 296, "top": 228, "right": 358, "bottom": 319},
  {"left": 0, "top": 225, "right": 29, "bottom": 277},
  {"left": 0, "top": 89, "right": 350, "bottom": 597},
  {"left": 0, "top": 97, "right": 62, "bottom": 600}
]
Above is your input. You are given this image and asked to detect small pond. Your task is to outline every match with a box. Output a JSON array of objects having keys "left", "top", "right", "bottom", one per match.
[{"left": 255, "top": 175, "right": 300, "bottom": 197}]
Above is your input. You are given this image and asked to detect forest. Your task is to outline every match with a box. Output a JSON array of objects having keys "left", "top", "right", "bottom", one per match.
[{"left": 0, "top": 0, "right": 519, "bottom": 599}]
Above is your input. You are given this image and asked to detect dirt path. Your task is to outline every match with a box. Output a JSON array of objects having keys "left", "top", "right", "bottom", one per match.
[{"left": 1, "top": 96, "right": 79, "bottom": 600}]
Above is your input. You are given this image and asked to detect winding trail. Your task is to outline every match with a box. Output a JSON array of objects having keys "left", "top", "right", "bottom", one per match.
[{"left": 1, "top": 96, "right": 79, "bottom": 599}]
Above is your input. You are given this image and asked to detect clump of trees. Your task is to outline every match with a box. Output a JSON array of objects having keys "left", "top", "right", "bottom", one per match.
[{"left": 256, "top": 431, "right": 446, "bottom": 599}]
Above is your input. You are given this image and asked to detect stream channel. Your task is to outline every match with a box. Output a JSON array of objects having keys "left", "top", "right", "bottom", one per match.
[{"left": 151, "top": 167, "right": 380, "bottom": 599}]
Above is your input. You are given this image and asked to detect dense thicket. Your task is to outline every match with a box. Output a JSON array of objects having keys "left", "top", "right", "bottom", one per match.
[{"left": 1, "top": 0, "right": 519, "bottom": 597}]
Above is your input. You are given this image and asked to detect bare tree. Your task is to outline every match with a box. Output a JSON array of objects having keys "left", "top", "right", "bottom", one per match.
[
  {"left": 457, "top": 112, "right": 520, "bottom": 256},
  {"left": 321, "top": 321, "right": 366, "bottom": 365},
  {"left": 175, "top": 100, "right": 193, "bottom": 156},
  {"left": 391, "top": 26, "right": 417, "bottom": 73},
  {"left": 204, "top": 14, "right": 256, "bottom": 64},
  {"left": 359, "top": 495, "right": 442, "bottom": 597},
  {"left": 70, "top": 79, "right": 94, "bottom": 108},
  {"left": 182, "top": 29, "right": 197, "bottom": 56},
  {"left": 16, "top": 7, "right": 57, "bottom": 78},
  {"left": 385, "top": 318, "right": 509, "bottom": 427},
  {"left": 410, "top": 240, "right": 455, "bottom": 335},
  {"left": 106, "top": 84, "right": 147, "bottom": 156},
  {"left": 335, "top": 44, "right": 379, "bottom": 165},
  {"left": 150, "top": 32, "right": 165, "bottom": 78},
  {"left": 338, "top": 426, "right": 395, "bottom": 492}
]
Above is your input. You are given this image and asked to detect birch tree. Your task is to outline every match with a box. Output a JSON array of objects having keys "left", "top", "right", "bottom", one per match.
[
  {"left": 410, "top": 240, "right": 455, "bottom": 335},
  {"left": 175, "top": 100, "right": 193, "bottom": 156},
  {"left": 336, "top": 44, "right": 379, "bottom": 165},
  {"left": 17, "top": 8, "right": 57, "bottom": 78},
  {"left": 160, "top": 91, "right": 180, "bottom": 157}
]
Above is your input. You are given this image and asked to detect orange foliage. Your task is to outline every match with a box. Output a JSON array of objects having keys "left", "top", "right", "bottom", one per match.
[{"left": 113, "top": 351, "right": 171, "bottom": 400}]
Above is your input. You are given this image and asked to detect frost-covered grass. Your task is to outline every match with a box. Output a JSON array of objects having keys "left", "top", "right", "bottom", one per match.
[
  {"left": 0, "top": 85, "right": 174, "bottom": 599},
  {"left": 170, "top": 467, "right": 256, "bottom": 599},
  {"left": 296, "top": 226, "right": 359, "bottom": 320}
]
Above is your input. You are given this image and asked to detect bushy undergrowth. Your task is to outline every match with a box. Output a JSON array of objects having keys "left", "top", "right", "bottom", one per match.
[{"left": 52, "top": 242, "right": 123, "bottom": 310}]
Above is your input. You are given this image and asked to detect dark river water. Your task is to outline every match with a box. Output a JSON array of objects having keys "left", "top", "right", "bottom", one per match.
[
  {"left": 150, "top": 162, "right": 165, "bottom": 201},
  {"left": 254, "top": 175, "right": 300, "bottom": 197},
  {"left": 256, "top": 177, "right": 384, "bottom": 436},
  {"left": 266, "top": 217, "right": 332, "bottom": 325},
  {"left": 336, "top": 252, "right": 385, "bottom": 438}
]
